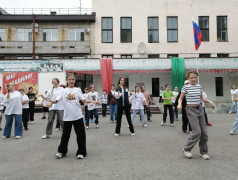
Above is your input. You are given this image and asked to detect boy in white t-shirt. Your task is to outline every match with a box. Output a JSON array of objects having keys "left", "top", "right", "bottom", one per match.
[
  {"left": 0, "top": 86, "right": 4, "bottom": 131},
  {"left": 19, "top": 89, "right": 30, "bottom": 130},
  {"left": 101, "top": 90, "right": 108, "bottom": 117}
]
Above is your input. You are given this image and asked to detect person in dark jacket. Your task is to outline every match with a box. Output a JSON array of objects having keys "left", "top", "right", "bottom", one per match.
[
  {"left": 175, "top": 80, "right": 192, "bottom": 133},
  {"left": 114, "top": 77, "right": 135, "bottom": 136},
  {"left": 27, "top": 87, "right": 36, "bottom": 124}
]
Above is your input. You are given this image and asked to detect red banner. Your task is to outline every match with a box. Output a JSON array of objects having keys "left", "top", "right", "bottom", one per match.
[{"left": 3, "top": 72, "right": 38, "bottom": 94}]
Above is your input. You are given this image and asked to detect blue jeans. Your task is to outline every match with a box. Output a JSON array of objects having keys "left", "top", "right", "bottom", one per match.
[
  {"left": 109, "top": 104, "right": 117, "bottom": 121},
  {"left": 86, "top": 109, "right": 98, "bottom": 126},
  {"left": 3, "top": 114, "right": 23, "bottom": 137},
  {"left": 231, "top": 105, "right": 238, "bottom": 133},
  {"left": 131, "top": 109, "right": 146, "bottom": 125},
  {"left": 230, "top": 101, "right": 237, "bottom": 112},
  {"left": 173, "top": 103, "right": 178, "bottom": 118}
]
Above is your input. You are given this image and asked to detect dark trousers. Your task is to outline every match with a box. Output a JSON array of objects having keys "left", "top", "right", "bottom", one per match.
[
  {"left": 102, "top": 104, "right": 107, "bottom": 116},
  {"left": 203, "top": 107, "right": 208, "bottom": 124},
  {"left": 86, "top": 109, "right": 99, "bottom": 126},
  {"left": 140, "top": 105, "right": 151, "bottom": 120},
  {"left": 85, "top": 106, "right": 88, "bottom": 121},
  {"left": 29, "top": 103, "right": 35, "bottom": 121},
  {"left": 182, "top": 108, "right": 192, "bottom": 132},
  {"left": 159, "top": 96, "right": 163, "bottom": 103},
  {"left": 58, "top": 119, "right": 87, "bottom": 156},
  {"left": 163, "top": 105, "right": 174, "bottom": 124},
  {"left": 115, "top": 105, "right": 134, "bottom": 134},
  {"left": 22, "top": 108, "right": 29, "bottom": 128}
]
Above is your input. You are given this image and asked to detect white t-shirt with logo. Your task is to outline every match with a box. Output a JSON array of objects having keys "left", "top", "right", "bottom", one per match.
[
  {"left": 131, "top": 92, "right": 146, "bottom": 110},
  {"left": 0, "top": 93, "right": 4, "bottom": 110},
  {"left": 172, "top": 91, "right": 179, "bottom": 103},
  {"left": 22, "top": 94, "right": 29, "bottom": 109},
  {"left": 62, "top": 87, "right": 86, "bottom": 121},
  {"left": 87, "top": 91, "right": 99, "bottom": 109},
  {"left": 46, "top": 87, "right": 64, "bottom": 111},
  {"left": 1, "top": 91, "right": 23, "bottom": 115}
]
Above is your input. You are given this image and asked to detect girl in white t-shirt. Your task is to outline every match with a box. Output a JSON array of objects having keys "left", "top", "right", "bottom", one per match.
[
  {"left": 0, "top": 83, "right": 23, "bottom": 139},
  {"left": 55, "top": 73, "right": 96, "bottom": 159},
  {"left": 41, "top": 91, "right": 49, "bottom": 119},
  {"left": 229, "top": 85, "right": 237, "bottom": 113},
  {"left": 19, "top": 89, "right": 30, "bottom": 130},
  {"left": 130, "top": 85, "right": 148, "bottom": 128},
  {"left": 86, "top": 84, "right": 100, "bottom": 129},
  {"left": 40, "top": 78, "right": 65, "bottom": 139}
]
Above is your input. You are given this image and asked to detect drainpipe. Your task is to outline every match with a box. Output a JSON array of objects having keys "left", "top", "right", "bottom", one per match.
[{"left": 32, "top": 14, "right": 36, "bottom": 59}]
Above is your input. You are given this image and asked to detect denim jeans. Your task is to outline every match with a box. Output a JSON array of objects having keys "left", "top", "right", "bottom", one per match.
[
  {"left": 86, "top": 108, "right": 98, "bottom": 126},
  {"left": 230, "top": 101, "right": 237, "bottom": 113},
  {"left": 109, "top": 104, "right": 117, "bottom": 121},
  {"left": 131, "top": 109, "right": 146, "bottom": 125},
  {"left": 3, "top": 114, "right": 23, "bottom": 137},
  {"left": 173, "top": 103, "right": 178, "bottom": 118},
  {"left": 231, "top": 105, "right": 238, "bottom": 133},
  {"left": 102, "top": 104, "right": 107, "bottom": 116}
]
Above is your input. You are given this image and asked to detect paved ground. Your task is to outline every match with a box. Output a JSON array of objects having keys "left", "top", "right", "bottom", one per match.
[{"left": 0, "top": 113, "right": 237, "bottom": 180}]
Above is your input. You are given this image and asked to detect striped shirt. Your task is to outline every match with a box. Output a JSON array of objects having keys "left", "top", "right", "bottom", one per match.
[{"left": 181, "top": 84, "right": 202, "bottom": 105}]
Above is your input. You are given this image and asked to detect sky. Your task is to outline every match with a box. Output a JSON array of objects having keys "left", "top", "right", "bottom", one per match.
[{"left": 1, "top": 0, "right": 92, "bottom": 8}]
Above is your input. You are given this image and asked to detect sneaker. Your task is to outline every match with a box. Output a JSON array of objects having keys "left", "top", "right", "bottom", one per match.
[
  {"left": 96, "top": 124, "right": 99, "bottom": 128},
  {"left": 170, "top": 124, "right": 174, "bottom": 127},
  {"left": 2, "top": 136, "right": 7, "bottom": 139},
  {"left": 199, "top": 153, "right": 210, "bottom": 160},
  {"left": 86, "top": 126, "right": 89, "bottom": 129},
  {"left": 183, "top": 150, "right": 192, "bottom": 159},
  {"left": 229, "top": 111, "right": 231, "bottom": 114},
  {"left": 127, "top": 124, "right": 129, "bottom": 128},
  {"left": 15, "top": 136, "right": 21, "bottom": 139},
  {"left": 91, "top": 119, "right": 94, "bottom": 123},
  {"left": 230, "top": 130, "right": 235, "bottom": 135},
  {"left": 131, "top": 133, "right": 135, "bottom": 136},
  {"left": 41, "top": 116, "right": 46, "bottom": 119},
  {"left": 115, "top": 133, "right": 119, "bottom": 136},
  {"left": 55, "top": 128, "right": 60, "bottom": 131},
  {"left": 76, "top": 154, "right": 84, "bottom": 159},
  {"left": 143, "top": 124, "right": 147, "bottom": 128},
  {"left": 206, "top": 123, "right": 212, "bottom": 126},
  {"left": 24, "top": 127, "right": 29, "bottom": 130},
  {"left": 30, "top": 121, "right": 34, "bottom": 124},
  {"left": 110, "top": 121, "right": 114, "bottom": 123},
  {"left": 42, "top": 135, "right": 49, "bottom": 139},
  {"left": 56, "top": 152, "right": 63, "bottom": 159},
  {"left": 161, "top": 122, "right": 165, "bottom": 126}
]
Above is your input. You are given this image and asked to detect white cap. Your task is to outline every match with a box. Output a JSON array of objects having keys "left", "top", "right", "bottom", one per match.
[{"left": 184, "top": 80, "right": 190, "bottom": 84}]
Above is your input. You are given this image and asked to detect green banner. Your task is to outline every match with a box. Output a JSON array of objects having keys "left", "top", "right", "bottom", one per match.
[{"left": 172, "top": 57, "right": 186, "bottom": 91}]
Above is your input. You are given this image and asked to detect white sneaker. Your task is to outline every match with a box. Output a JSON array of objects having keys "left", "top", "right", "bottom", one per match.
[
  {"left": 131, "top": 133, "right": 135, "bottom": 136},
  {"left": 183, "top": 150, "right": 192, "bottom": 159},
  {"left": 229, "top": 111, "right": 231, "bottom": 114},
  {"left": 96, "top": 124, "right": 99, "bottom": 128},
  {"left": 56, "top": 152, "right": 63, "bottom": 159},
  {"left": 110, "top": 121, "right": 113, "bottom": 123},
  {"left": 42, "top": 135, "right": 49, "bottom": 139},
  {"left": 143, "top": 124, "right": 147, "bottom": 128},
  {"left": 127, "top": 124, "right": 129, "bottom": 128},
  {"left": 115, "top": 133, "right": 119, "bottom": 136},
  {"left": 199, "top": 153, "right": 210, "bottom": 160},
  {"left": 15, "top": 136, "right": 21, "bottom": 139},
  {"left": 86, "top": 126, "right": 89, "bottom": 129},
  {"left": 230, "top": 130, "right": 235, "bottom": 135},
  {"left": 170, "top": 124, "right": 174, "bottom": 127},
  {"left": 55, "top": 128, "right": 60, "bottom": 131},
  {"left": 30, "top": 121, "right": 34, "bottom": 124},
  {"left": 2, "top": 136, "right": 7, "bottom": 139},
  {"left": 161, "top": 122, "right": 165, "bottom": 126},
  {"left": 76, "top": 154, "right": 84, "bottom": 159}
]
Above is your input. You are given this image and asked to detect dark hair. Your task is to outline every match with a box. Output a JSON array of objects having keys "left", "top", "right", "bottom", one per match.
[
  {"left": 187, "top": 71, "right": 198, "bottom": 78},
  {"left": 84, "top": 87, "right": 88, "bottom": 90},
  {"left": 141, "top": 85, "right": 145, "bottom": 91},
  {"left": 111, "top": 84, "right": 115, "bottom": 87},
  {"left": 165, "top": 84, "right": 170, "bottom": 88},
  {"left": 19, "top": 89, "right": 24, "bottom": 92},
  {"left": 29, "top": 87, "right": 33, "bottom": 91},
  {"left": 103, "top": 90, "right": 107, "bottom": 93},
  {"left": 89, "top": 84, "right": 95, "bottom": 90},
  {"left": 117, "top": 77, "right": 125, "bottom": 86},
  {"left": 66, "top": 73, "right": 75, "bottom": 80},
  {"left": 52, "top": 78, "right": 60, "bottom": 84}
]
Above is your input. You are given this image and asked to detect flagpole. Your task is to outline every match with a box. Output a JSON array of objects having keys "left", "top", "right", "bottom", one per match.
[{"left": 196, "top": 52, "right": 199, "bottom": 84}]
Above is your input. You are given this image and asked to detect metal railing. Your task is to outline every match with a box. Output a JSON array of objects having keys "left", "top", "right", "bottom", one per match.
[{"left": 1, "top": 8, "right": 92, "bottom": 15}]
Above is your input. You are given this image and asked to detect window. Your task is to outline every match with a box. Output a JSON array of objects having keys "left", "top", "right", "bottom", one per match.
[
  {"left": 167, "top": 54, "right": 178, "bottom": 58},
  {"left": 42, "top": 56, "right": 58, "bottom": 59},
  {"left": 217, "top": 16, "right": 228, "bottom": 42},
  {"left": 148, "top": 54, "right": 160, "bottom": 58},
  {"left": 215, "top": 77, "right": 223, "bottom": 96},
  {"left": 17, "top": 56, "right": 33, "bottom": 59},
  {"left": 102, "top": 17, "right": 113, "bottom": 43},
  {"left": 0, "top": 29, "right": 5, "bottom": 41},
  {"left": 199, "top": 54, "right": 211, "bottom": 58},
  {"left": 0, "top": 55, "right": 5, "bottom": 59},
  {"left": 148, "top": 17, "right": 158, "bottom": 43},
  {"left": 217, "top": 54, "right": 229, "bottom": 58},
  {"left": 102, "top": 54, "right": 113, "bottom": 58},
  {"left": 167, "top": 17, "right": 178, "bottom": 42},
  {"left": 17, "top": 29, "right": 32, "bottom": 41},
  {"left": 199, "top": 16, "right": 209, "bottom": 41},
  {"left": 69, "top": 29, "right": 84, "bottom": 41},
  {"left": 152, "top": 78, "right": 160, "bottom": 97},
  {"left": 43, "top": 29, "right": 58, "bottom": 41},
  {"left": 121, "top": 54, "right": 132, "bottom": 59},
  {"left": 121, "top": 17, "right": 132, "bottom": 43},
  {"left": 74, "top": 74, "right": 93, "bottom": 91},
  {"left": 69, "top": 55, "right": 85, "bottom": 59}
]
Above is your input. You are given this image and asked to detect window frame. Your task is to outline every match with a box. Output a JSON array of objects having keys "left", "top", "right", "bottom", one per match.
[
  {"left": 148, "top": 17, "right": 159, "bottom": 43},
  {"left": 17, "top": 28, "right": 33, "bottom": 42},
  {"left": 42, "top": 29, "right": 58, "bottom": 42},
  {"left": 121, "top": 54, "right": 132, "bottom": 59},
  {"left": 101, "top": 17, "right": 113, "bottom": 43},
  {"left": 102, "top": 54, "right": 113, "bottom": 58},
  {"left": 167, "top": 16, "right": 178, "bottom": 42},
  {"left": 199, "top": 54, "right": 211, "bottom": 58},
  {"left": 69, "top": 28, "right": 84, "bottom": 41},
  {"left": 121, "top": 17, "right": 132, "bottom": 43},
  {"left": 148, "top": 54, "right": 160, "bottom": 58},
  {"left": 217, "top": 16, "right": 228, "bottom": 42},
  {"left": 0, "top": 28, "right": 5, "bottom": 41},
  {"left": 199, "top": 16, "right": 209, "bottom": 41}
]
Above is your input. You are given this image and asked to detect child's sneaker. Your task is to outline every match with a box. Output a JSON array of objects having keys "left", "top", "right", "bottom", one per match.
[
  {"left": 76, "top": 154, "right": 84, "bottom": 159},
  {"left": 86, "top": 126, "right": 89, "bottom": 130},
  {"left": 143, "top": 124, "right": 147, "bottom": 128},
  {"left": 199, "top": 153, "right": 210, "bottom": 160},
  {"left": 115, "top": 133, "right": 119, "bottom": 136},
  {"left": 96, "top": 124, "right": 99, "bottom": 128},
  {"left": 183, "top": 150, "right": 192, "bottom": 159},
  {"left": 230, "top": 130, "right": 235, "bottom": 135},
  {"left": 56, "top": 152, "right": 63, "bottom": 159},
  {"left": 161, "top": 122, "right": 165, "bottom": 126}
]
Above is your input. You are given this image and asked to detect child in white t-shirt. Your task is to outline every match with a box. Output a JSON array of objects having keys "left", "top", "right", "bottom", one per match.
[
  {"left": 130, "top": 85, "right": 148, "bottom": 127},
  {"left": 19, "top": 89, "right": 30, "bottom": 130},
  {"left": 101, "top": 90, "right": 108, "bottom": 117},
  {"left": 41, "top": 91, "right": 49, "bottom": 119}
]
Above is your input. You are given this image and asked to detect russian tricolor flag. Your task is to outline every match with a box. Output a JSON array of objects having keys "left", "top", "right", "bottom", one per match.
[{"left": 193, "top": 20, "right": 202, "bottom": 51}]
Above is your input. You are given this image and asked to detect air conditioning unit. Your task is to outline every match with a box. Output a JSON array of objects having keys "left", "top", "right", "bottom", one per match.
[
  {"left": 84, "top": 28, "right": 90, "bottom": 32},
  {"left": 35, "top": 29, "right": 39, "bottom": 33}
]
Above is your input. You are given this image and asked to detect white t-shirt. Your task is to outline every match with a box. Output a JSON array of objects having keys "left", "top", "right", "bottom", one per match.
[
  {"left": 62, "top": 87, "right": 86, "bottom": 121},
  {"left": 172, "top": 91, "right": 179, "bottom": 103},
  {"left": 87, "top": 91, "right": 99, "bottom": 109},
  {"left": 201, "top": 91, "right": 208, "bottom": 107},
  {"left": 22, "top": 94, "right": 29, "bottom": 109},
  {"left": 1, "top": 91, "right": 23, "bottom": 115},
  {"left": 160, "top": 90, "right": 163, "bottom": 96},
  {"left": 46, "top": 87, "right": 64, "bottom": 110},
  {"left": 83, "top": 93, "right": 88, "bottom": 106},
  {"left": 43, "top": 99, "right": 49, "bottom": 107},
  {"left": 0, "top": 93, "right": 4, "bottom": 110},
  {"left": 131, "top": 92, "right": 146, "bottom": 110},
  {"left": 231, "top": 89, "right": 236, "bottom": 101}
]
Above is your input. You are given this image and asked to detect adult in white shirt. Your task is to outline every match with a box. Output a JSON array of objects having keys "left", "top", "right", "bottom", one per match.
[
  {"left": 0, "top": 86, "right": 4, "bottom": 131},
  {"left": 40, "top": 78, "right": 64, "bottom": 139},
  {"left": 172, "top": 86, "right": 179, "bottom": 121},
  {"left": 130, "top": 85, "right": 148, "bottom": 127},
  {"left": 0, "top": 83, "right": 23, "bottom": 139},
  {"left": 55, "top": 73, "right": 97, "bottom": 159},
  {"left": 229, "top": 85, "right": 237, "bottom": 113},
  {"left": 19, "top": 89, "right": 30, "bottom": 130}
]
